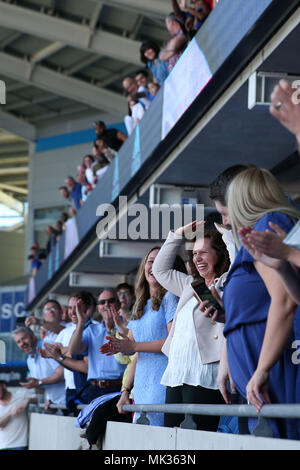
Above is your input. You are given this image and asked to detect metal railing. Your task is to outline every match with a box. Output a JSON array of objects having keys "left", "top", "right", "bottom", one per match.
[
  {"left": 123, "top": 403, "right": 300, "bottom": 438},
  {"left": 29, "top": 401, "right": 300, "bottom": 439}
]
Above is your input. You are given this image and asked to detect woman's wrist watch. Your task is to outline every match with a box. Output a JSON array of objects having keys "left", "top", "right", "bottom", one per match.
[
  {"left": 58, "top": 354, "right": 66, "bottom": 362},
  {"left": 121, "top": 386, "right": 131, "bottom": 394}
]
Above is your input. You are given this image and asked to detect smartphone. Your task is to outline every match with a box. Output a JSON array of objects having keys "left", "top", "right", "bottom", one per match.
[{"left": 191, "top": 280, "right": 225, "bottom": 317}]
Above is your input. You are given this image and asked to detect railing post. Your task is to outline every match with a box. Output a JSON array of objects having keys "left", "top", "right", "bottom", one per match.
[
  {"left": 136, "top": 412, "right": 150, "bottom": 425},
  {"left": 252, "top": 416, "right": 274, "bottom": 438},
  {"left": 180, "top": 414, "right": 197, "bottom": 430}
]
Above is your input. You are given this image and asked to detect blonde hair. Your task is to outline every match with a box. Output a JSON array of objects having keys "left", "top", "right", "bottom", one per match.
[
  {"left": 227, "top": 167, "right": 300, "bottom": 248},
  {"left": 132, "top": 247, "right": 166, "bottom": 320}
]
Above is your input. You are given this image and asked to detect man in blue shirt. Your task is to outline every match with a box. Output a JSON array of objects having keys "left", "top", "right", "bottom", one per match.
[
  {"left": 68, "top": 288, "right": 126, "bottom": 403},
  {"left": 65, "top": 176, "right": 82, "bottom": 211}
]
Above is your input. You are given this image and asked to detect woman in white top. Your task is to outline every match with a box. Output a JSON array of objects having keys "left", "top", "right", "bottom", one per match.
[
  {"left": 152, "top": 223, "right": 230, "bottom": 431},
  {"left": 124, "top": 94, "right": 146, "bottom": 136}
]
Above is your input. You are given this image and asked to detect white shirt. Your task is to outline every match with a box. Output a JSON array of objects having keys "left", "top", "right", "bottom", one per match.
[
  {"left": 27, "top": 346, "right": 65, "bottom": 404},
  {"left": 161, "top": 297, "right": 219, "bottom": 389},
  {"left": 55, "top": 323, "right": 77, "bottom": 390},
  {"left": 0, "top": 389, "right": 31, "bottom": 449},
  {"left": 132, "top": 102, "right": 145, "bottom": 122}
]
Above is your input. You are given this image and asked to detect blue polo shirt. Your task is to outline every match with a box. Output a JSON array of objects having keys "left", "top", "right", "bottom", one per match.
[
  {"left": 71, "top": 182, "right": 82, "bottom": 210},
  {"left": 81, "top": 322, "right": 126, "bottom": 381}
]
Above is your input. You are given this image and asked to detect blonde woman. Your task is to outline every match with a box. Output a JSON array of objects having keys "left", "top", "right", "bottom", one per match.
[
  {"left": 100, "top": 247, "right": 182, "bottom": 426},
  {"left": 223, "top": 167, "right": 300, "bottom": 439}
]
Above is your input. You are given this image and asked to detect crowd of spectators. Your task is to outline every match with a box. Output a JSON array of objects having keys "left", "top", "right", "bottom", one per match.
[{"left": 30, "top": 2, "right": 216, "bottom": 265}]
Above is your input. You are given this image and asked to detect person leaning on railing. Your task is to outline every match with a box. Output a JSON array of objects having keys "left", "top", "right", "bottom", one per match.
[
  {"left": 222, "top": 167, "right": 300, "bottom": 439},
  {"left": 152, "top": 222, "right": 229, "bottom": 431}
]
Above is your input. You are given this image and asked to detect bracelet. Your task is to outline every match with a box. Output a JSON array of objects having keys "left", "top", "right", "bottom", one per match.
[{"left": 121, "top": 387, "right": 131, "bottom": 394}]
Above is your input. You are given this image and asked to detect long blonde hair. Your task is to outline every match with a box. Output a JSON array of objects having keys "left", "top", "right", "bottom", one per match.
[
  {"left": 227, "top": 167, "right": 300, "bottom": 248},
  {"left": 132, "top": 247, "right": 166, "bottom": 320}
]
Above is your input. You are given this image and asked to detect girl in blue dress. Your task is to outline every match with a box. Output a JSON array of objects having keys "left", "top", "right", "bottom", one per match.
[
  {"left": 101, "top": 247, "right": 182, "bottom": 426},
  {"left": 223, "top": 167, "right": 300, "bottom": 439}
]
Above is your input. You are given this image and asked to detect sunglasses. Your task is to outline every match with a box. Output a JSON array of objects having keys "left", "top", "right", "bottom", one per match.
[
  {"left": 117, "top": 291, "right": 131, "bottom": 297},
  {"left": 44, "top": 306, "right": 57, "bottom": 313},
  {"left": 97, "top": 298, "right": 116, "bottom": 305}
]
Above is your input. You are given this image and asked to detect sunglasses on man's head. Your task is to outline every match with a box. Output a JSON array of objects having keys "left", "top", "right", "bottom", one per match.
[{"left": 97, "top": 298, "right": 116, "bottom": 305}]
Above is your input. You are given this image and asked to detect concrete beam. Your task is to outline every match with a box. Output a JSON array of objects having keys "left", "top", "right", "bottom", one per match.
[
  {"left": 0, "top": 52, "right": 127, "bottom": 115},
  {"left": 0, "top": 167, "right": 28, "bottom": 176},
  {"left": 0, "top": 189, "right": 24, "bottom": 214},
  {"left": 0, "top": 157, "right": 28, "bottom": 165},
  {"left": 0, "top": 183, "right": 28, "bottom": 195},
  {"left": 0, "top": 110, "right": 36, "bottom": 142},
  {"left": 0, "top": 2, "right": 141, "bottom": 65},
  {"left": 30, "top": 42, "right": 65, "bottom": 65},
  {"left": 100, "top": 0, "right": 170, "bottom": 18}
]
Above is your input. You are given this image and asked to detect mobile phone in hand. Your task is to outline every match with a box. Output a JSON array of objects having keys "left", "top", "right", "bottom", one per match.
[{"left": 191, "top": 280, "right": 225, "bottom": 322}]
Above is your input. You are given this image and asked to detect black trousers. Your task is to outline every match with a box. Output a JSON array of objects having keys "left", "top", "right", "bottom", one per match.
[
  {"left": 164, "top": 384, "right": 224, "bottom": 431},
  {"left": 86, "top": 395, "right": 132, "bottom": 445}
]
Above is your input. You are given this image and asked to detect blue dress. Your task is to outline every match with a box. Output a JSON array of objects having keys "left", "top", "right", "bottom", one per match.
[
  {"left": 147, "top": 52, "right": 169, "bottom": 86},
  {"left": 128, "top": 291, "right": 178, "bottom": 426},
  {"left": 223, "top": 212, "right": 299, "bottom": 439}
]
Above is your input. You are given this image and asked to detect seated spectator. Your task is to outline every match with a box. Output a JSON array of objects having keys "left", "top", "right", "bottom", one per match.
[
  {"left": 124, "top": 94, "right": 146, "bottom": 135},
  {"left": 160, "top": 13, "right": 188, "bottom": 73},
  {"left": 95, "top": 138, "right": 117, "bottom": 164},
  {"left": 55, "top": 220, "right": 64, "bottom": 242},
  {"left": 147, "top": 80, "right": 160, "bottom": 98},
  {"left": 83, "top": 155, "right": 96, "bottom": 187},
  {"left": 135, "top": 70, "right": 152, "bottom": 101},
  {"left": 122, "top": 77, "right": 151, "bottom": 110},
  {"left": 172, "top": 0, "right": 211, "bottom": 37},
  {"left": 140, "top": 40, "right": 169, "bottom": 86},
  {"left": 65, "top": 176, "right": 82, "bottom": 211},
  {"left": 13, "top": 326, "right": 65, "bottom": 409},
  {"left": 77, "top": 164, "right": 86, "bottom": 179},
  {"left": 29, "top": 252, "right": 46, "bottom": 277},
  {"left": 77, "top": 173, "right": 92, "bottom": 206},
  {"left": 60, "top": 212, "right": 69, "bottom": 230},
  {"left": 46, "top": 225, "right": 58, "bottom": 254},
  {"left": 59, "top": 185, "right": 74, "bottom": 209},
  {"left": 68, "top": 207, "right": 77, "bottom": 219},
  {"left": 93, "top": 121, "right": 127, "bottom": 152}
]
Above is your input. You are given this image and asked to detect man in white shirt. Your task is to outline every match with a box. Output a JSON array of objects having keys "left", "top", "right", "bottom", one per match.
[
  {"left": 25, "top": 299, "right": 69, "bottom": 343},
  {"left": 13, "top": 326, "right": 65, "bottom": 409},
  {"left": 0, "top": 380, "right": 32, "bottom": 450}
]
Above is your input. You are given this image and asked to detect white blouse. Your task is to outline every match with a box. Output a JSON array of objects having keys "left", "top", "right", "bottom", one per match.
[{"left": 161, "top": 296, "right": 219, "bottom": 389}]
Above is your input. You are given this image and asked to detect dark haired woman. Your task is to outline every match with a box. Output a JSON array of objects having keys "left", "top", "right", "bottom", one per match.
[
  {"left": 100, "top": 247, "right": 184, "bottom": 426},
  {"left": 140, "top": 40, "right": 169, "bottom": 86},
  {"left": 153, "top": 224, "right": 229, "bottom": 431}
]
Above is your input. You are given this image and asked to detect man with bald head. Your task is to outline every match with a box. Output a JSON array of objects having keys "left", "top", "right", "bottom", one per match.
[{"left": 122, "top": 76, "right": 151, "bottom": 110}]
